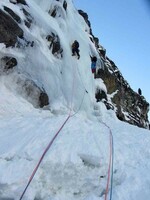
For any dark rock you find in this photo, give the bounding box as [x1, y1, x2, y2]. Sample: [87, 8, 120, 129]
[104, 101, 114, 110]
[10, 0, 27, 5]
[78, 9, 102, 51]
[22, 8, 30, 17]
[78, 10, 91, 33]
[95, 89, 107, 102]
[30, 41, 34, 47]
[16, 0, 27, 5]
[9, 0, 17, 4]
[50, 8, 57, 17]
[63, 1, 67, 10]
[138, 88, 142, 95]
[3, 6, 21, 23]
[46, 33, 63, 58]
[99, 48, 106, 58]
[15, 38, 34, 48]
[24, 19, 32, 28]
[1, 56, 17, 70]
[117, 113, 124, 121]
[49, 4, 65, 19]
[39, 92, 49, 108]
[96, 58, 149, 129]
[22, 8, 33, 28]
[0, 9, 23, 47]
[16, 76, 49, 108]
[51, 40, 62, 55]
[46, 35, 53, 42]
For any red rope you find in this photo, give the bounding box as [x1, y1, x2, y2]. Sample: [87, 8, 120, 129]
[104, 130, 112, 200]
[19, 114, 71, 200]
[19, 61, 77, 199]
[98, 120, 113, 200]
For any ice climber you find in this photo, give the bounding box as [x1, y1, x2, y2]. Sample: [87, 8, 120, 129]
[91, 56, 97, 78]
[71, 40, 80, 59]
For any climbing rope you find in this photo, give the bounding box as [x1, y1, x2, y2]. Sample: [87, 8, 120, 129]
[65, 63, 88, 117]
[75, 62, 114, 200]
[19, 60, 77, 200]
[19, 57, 114, 200]
[19, 115, 71, 200]
[110, 131, 114, 200]
[98, 119, 114, 200]
[76, 62, 114, 200]
[72, 59, 114, 199]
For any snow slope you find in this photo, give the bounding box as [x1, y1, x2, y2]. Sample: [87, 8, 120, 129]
[0, 0, 150, 200]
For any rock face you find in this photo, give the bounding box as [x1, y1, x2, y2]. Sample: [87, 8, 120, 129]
[16, 76, 49, 108]
[4, 6, 21, 23]
[46, 33, 63, 58]
[0, 56, 49, 108]
[97, 59, 149, 128]
[22, 8, 33, 28]
[79, 10, 149, 129]
[49, 0, 67, 18]
[0, 5, 49, 109]
[10, 0, 27, 5]
[1, 56, 17, 70]
[0, 9, 23, 47]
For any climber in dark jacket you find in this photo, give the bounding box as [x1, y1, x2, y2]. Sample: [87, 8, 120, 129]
[72, 40, 80, 59]
[138, 88, 142, 96]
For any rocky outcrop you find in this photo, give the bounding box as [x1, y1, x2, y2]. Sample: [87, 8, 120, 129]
[39, 92, 49, 108]
[1, 56, 17, 71]
[97, 59, 149, 128]
[0, 56, 49, 108]
[22, 8, 33, 28]
[63, 1, 67, 10]
[48, 0, 67, 19]
[10, 0, 27, 6]
[78, 10, 91, 33]
[0, 2, 50, 109]
[4, 6, 21, 23]
[0, 9, 23, 47]
[16, 77, 49, 108]
[79, 9, 149, 129]
[46, 33, 63, 58]
[95, 58, 149, 128]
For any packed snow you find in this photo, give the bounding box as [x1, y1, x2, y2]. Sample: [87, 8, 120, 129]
[0, 0, 150, 200]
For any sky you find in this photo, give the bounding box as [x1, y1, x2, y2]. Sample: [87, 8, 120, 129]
[74, 0, 150, 119]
